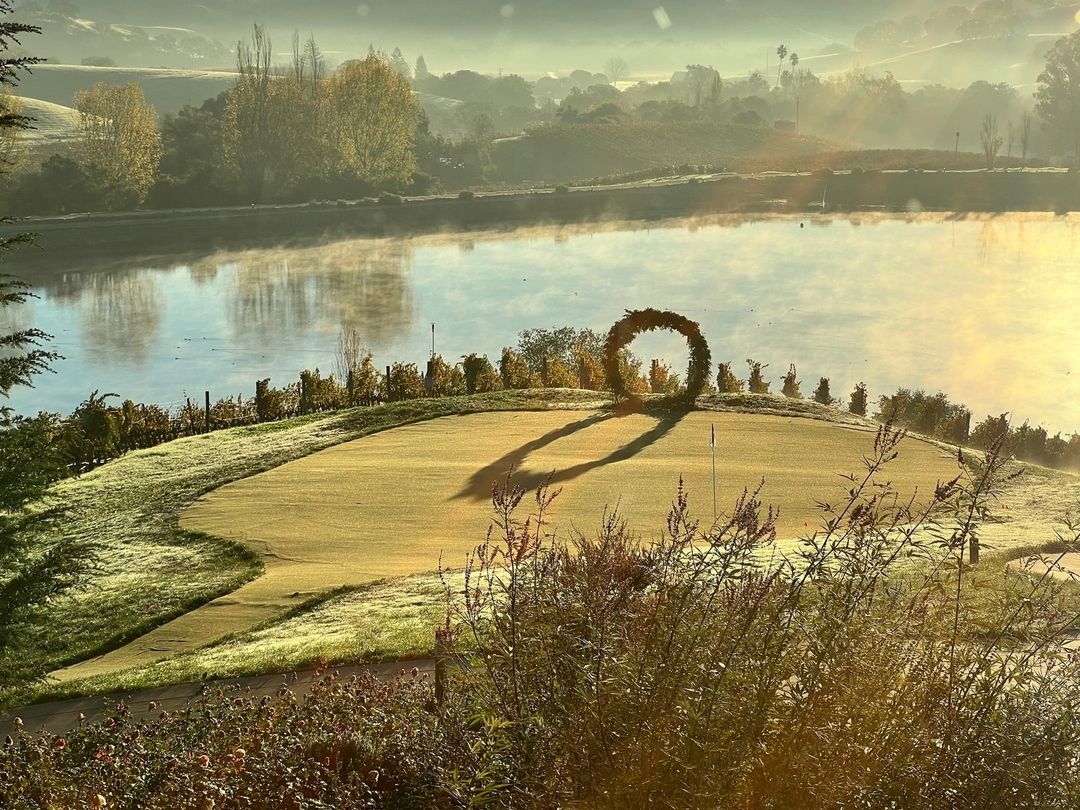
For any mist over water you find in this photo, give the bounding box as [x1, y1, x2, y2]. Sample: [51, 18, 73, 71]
[5, 214, 1079, 434]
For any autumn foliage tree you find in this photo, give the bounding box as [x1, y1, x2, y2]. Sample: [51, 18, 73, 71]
[224, 29, 421, 201]
[716, 362, 744, 393]
[326, 55, 421, 187]
[746, 359, 770, 394]
[74, 81, 163, 206]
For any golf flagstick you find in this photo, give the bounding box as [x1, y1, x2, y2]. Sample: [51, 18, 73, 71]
[710, 423, 717, 521]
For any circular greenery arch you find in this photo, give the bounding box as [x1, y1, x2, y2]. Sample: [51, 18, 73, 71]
[603, 308, 712, 403]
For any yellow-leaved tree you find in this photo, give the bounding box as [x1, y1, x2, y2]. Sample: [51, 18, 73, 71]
[326, 55, 421, 186]
[74, 81, 162, 206]
[0, 86, 25, 171]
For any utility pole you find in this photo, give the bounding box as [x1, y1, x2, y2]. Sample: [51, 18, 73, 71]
[954, 131, 961, 170]
[431, 323, 436, 358]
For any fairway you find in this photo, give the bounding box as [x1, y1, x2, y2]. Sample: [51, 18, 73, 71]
[55, 409, 958, 682]
[182, 409, 958, 567]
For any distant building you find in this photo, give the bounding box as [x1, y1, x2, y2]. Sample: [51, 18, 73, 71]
[774, 119, 797, 132]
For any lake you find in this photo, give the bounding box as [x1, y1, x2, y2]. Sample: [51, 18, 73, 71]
[4, 213, 1079, 435]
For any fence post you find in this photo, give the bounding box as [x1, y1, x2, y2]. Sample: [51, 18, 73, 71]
[386, 365, 393, 403]
[204, 391, 211, 433]
[434, 626, 448, 708]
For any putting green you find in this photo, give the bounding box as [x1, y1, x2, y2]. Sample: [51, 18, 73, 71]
[56, 410, 958, 681]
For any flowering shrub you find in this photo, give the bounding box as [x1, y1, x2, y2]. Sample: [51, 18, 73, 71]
[2, 670, 461, 809]
[445, 429, 1080, 808]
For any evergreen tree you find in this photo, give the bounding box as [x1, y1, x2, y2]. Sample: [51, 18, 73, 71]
[781, 363, 802, 398]
[813, 377, 833, 405]
[849, 382, 869, 416]
[0, 0, 86, 690]
[415, 54, 430, 80]
[389, 46, 411, 78]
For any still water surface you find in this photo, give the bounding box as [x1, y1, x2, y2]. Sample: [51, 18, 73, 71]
[5, 214, 1079, 434]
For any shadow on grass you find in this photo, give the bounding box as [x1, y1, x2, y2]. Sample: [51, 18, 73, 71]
[455, 397, 691, 501]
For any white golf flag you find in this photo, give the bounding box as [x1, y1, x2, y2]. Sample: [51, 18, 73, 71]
[710, 423, 716, 449]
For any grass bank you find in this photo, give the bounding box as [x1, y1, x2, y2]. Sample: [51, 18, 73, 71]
[5, 171, 1078, 275]
[11, 391, 600, 702]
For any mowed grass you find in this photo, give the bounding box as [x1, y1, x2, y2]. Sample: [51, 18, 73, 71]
[56, 407, 956, 685]
[14, 391, 602, 701]
[17, 391, 1080, 704]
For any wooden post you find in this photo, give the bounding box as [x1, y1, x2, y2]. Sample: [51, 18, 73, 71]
[386, 365, 393, 403]
[434, 627, 448, 707]
[204, 391, 211, 433]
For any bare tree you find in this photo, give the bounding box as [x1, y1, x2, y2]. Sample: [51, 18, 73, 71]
[1005, 120, 1014, 170]
[1020, 111, 1031, 171]
[336, 322, 366, 382]
[605, 56, 628, 86]
[980, 113, 1003, 170]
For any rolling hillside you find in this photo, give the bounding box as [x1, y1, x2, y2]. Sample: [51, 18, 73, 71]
[493, 122, 835, 183]
[14, 97, 82, 143]
[19, 64, 237, 114]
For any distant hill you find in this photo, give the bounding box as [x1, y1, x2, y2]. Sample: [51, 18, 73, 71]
[19, 64, 237, 114]
[14, 97, 82, 142]
[492, 122, 835, 183]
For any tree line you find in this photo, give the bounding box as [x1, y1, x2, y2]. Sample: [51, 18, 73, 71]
[6, 27, 1080, 215]
[5, 26, 424, 213]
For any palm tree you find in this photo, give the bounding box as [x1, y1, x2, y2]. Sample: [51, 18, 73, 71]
[776, 44, 787, 88]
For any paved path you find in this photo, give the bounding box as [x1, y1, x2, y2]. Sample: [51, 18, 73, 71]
[1007, 552, 1080, 582]
[5, 659, 434, 737]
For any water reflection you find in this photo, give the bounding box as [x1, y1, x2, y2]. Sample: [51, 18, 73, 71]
[78, 272, 163, 365]
[5, 214, 1080, 435]
[223, 239, 416, 354]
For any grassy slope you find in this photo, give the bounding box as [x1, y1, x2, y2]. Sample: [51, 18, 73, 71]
[17, 390, 1080, 705]
[492, 122, 834, 183]
[19, 64, 237, 115]
[15, 392, 601, 700]
[14, 97, 81, 142]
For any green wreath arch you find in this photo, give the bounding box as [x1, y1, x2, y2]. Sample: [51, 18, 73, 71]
[602, 308, 712, 403]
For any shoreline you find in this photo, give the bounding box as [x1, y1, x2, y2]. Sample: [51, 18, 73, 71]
[5, 169, 1078, 271]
